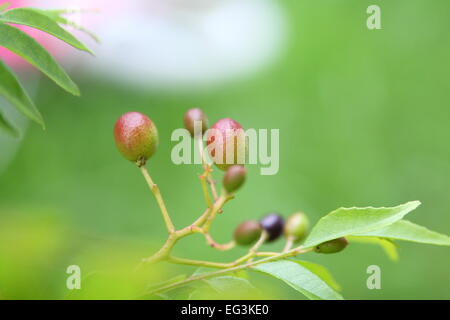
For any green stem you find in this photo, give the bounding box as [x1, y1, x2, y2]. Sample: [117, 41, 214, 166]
[204, 233, 235, 251]
[283, 236, 295, 252]
[199, 174, 212, 208]
[147, 246, 312, 296]
[143, 235, 177, 264]
[255, 251, 279, 257]
[196, 136, 219, 201]
[143, 193, 232, 263]
[167, 256, 232, 269]
[202, 193, 228, 232]
[140, 165, 175, 234]
[233, 231, 268, 264]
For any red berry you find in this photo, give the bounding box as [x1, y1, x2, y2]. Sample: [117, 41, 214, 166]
[223, 165, 246, 193]
[184, 108, 209, 137]
[233, 220, 262, 246]
[206, 118, 247, 171]
[114, 112, 159, 163]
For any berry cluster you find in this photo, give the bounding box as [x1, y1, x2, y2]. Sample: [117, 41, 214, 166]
[113, 109, 348, 269]
[234, 213, 347, 254]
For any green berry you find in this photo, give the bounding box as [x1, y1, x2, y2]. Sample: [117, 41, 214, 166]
[114, 112, 159, 163]
[314, 237, 348, 254]
[223, 165, 246, 193]
[206, 118, 247, 171]
[233, 220, 262, 246]
[284, 212, 309, 243]
[184, 108, 209, 137]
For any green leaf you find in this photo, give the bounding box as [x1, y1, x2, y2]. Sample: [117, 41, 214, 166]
[253, 260, 343, 300]
[0, 59, 44, 127]
[355, 220, 450, 246]
[187, 276, 257, 300]
[147, 274, 187, 291]
[0, 8, 93, 54]
[205, 276, 255, 294]
[0, 3, 10, 12]
[192, 267, 248, 279]
[38, 9, 100, 44]
[303, 201, 421, 248]
[155, 276, 255, 300]
[0, 108, 18, 136]
[0, 23, 80, 95]
[347, 236, 399, 261]
[157, 285, 196, 300]
[293, 260, 342, 292]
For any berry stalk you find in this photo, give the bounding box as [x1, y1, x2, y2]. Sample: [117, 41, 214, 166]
[145, 245, 314, 296]
[139, 165, 175, 234]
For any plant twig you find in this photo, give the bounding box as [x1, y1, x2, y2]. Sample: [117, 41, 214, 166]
[199, 174, 212, 208]
[143, 193, 235, 263]
[139, 165, 175, 234]
[167, 256, 232, 269]
[283, 236, 295, 252]
[202, 192, 230, 233]
[232, 231, 268, 265]
[203, 233, 235, 251]
[196, 136, 219, 202]
[146, 246, 312, 296]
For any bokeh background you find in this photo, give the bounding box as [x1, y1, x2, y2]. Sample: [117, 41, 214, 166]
[0, 0, 449, 299]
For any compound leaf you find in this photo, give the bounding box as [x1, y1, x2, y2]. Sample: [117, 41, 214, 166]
[0, 108, 18, 136]
[0, 23, 79, 96]
[303, 201, 421, 248]
[0, 59, 44, 127]
[253, 260, 343, 300]
[37, 9, 100, 44]
[354, 220, 450, 246]
[347, 236, 399, 261]
[293, 260, 342, 291]
[205, 276, 255, 294]
[0, 8, 93, 54]
[0, 2, 10, 12]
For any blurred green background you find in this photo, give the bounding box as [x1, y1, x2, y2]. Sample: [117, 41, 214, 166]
[1, 0, 449, 299]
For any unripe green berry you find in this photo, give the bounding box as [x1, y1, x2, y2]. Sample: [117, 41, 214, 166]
[314, 237, 348, 254]
[223, 165, 246, 194]
[260, 213, 285, 242]
[233, 220, 262, 246]
[206, 118, 247, 171]
[284, 212, 309, 243]
[184, 108, 209, 137]
[114, 112, 159, 163]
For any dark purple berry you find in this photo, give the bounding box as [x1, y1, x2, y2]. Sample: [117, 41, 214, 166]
[260, 213, 285, 242]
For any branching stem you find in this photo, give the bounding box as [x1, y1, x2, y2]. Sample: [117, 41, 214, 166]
[146, 246, 313, 296]
[139, 165, 175, 234]
[138, 137, 310, 297]
[283, 236, 295, 252]
[196, 136, 219, 201]
[143, 193, 232, 263]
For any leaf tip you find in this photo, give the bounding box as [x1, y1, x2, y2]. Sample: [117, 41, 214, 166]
[407, 200, 422, 210]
